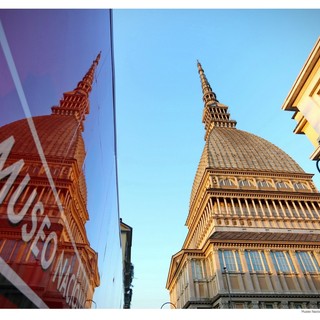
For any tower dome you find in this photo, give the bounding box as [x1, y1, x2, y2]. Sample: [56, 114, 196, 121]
[0, 115, 84, 160]
[190, 126, 304, 206]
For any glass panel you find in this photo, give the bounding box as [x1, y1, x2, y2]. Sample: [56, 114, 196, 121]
[285, 252, 296, 272]
[250, 251, 264, 271]
[235, 251, 242, 272]
[191, 260, 204, 279]
[271, 251, 295, 273]
[224, 250, 237, 271]
[275, 252, 291, 272]
[270, 251, 279, 272]
[245, 251, 269, 272]
[261, 252, 270, 272]
[296, 251, 320, 272]
[310, 252, 320, 272]
[0, 9, 122, 308]
[294, 183, 306, 190]
[219, 250, 241, 272]
[245, 251, 252, 272]
[220, 179, 234, 186]
[258, 180, 270, 188]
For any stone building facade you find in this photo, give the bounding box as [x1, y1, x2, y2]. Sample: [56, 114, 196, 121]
[166, 62, 320, 309]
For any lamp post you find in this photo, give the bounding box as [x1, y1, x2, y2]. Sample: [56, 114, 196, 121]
[85, 299, 97, 309]
[160, 302, 176, 309]
[223, 266, 233, 309]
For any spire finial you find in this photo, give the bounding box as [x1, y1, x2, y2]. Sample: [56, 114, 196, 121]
[75, 51, 101, 96]
[197, 60, 217, 105]
[196, 61, 237, 140]
[51, 52, 102, 131]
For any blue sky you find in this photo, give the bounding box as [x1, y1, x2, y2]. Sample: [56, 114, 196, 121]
[112, 9, 320, 308]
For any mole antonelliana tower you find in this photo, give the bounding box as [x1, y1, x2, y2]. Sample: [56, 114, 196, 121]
[166, 62, 320, 309]
[0, 54, 101, 308]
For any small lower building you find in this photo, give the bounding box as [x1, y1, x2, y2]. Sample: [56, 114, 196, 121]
[120, 219, 133, 308]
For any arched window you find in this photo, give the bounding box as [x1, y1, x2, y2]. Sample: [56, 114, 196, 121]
[220, 179, 234, 187]
[239, 180, 252, 187]
[293, 182, 307, 190]
[276, 181, 289, 189]
[257, 180, 271, 188]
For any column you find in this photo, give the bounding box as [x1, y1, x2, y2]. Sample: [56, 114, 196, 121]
[313, 250, 320, 267]
[230, 198, 237, 217]
[258, 199, 266, 218]
[186, 258, 196, 301]
[237, 198, 244, 217]
[211, 249, 225, 293]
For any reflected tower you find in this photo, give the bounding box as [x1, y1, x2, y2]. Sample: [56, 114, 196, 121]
[166, 62, 320, 309]
[0, 54, 101, 308]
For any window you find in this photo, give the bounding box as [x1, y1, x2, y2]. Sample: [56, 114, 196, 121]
[294, 182, 307, 190]
[220, 179, 234, 187]
[218, 250, 242, 272]
[239, 180, 252, 187]
[296, 251, 320, 273]
[257, 180, 271, 188]
[270, 251, 295, 273]
[276, 181, 289, 189]
[245, 250, 269, 272]
[191, 259, 204, 279]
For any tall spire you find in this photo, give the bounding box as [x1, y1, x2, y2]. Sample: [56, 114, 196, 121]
[197, 61, 237, 140]
[197, 60, 218, 105]
[51, 52, 101, 131]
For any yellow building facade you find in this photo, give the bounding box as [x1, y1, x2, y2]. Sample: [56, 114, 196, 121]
[166, 62, 320, 309]
[282, 37, 320, 160]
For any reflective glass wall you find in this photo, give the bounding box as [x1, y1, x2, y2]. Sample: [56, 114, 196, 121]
[0, 9, 123, 308]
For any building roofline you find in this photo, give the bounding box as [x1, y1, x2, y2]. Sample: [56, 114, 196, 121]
[282, 37, 320, 111]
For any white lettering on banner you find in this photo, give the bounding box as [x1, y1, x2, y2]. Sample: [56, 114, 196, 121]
[7, 173, 38, 224]
[0, 136, 58, 271]
[52, 251, 86, 308]
[0, 135, 82, 306]
[0, 136, 24, 204]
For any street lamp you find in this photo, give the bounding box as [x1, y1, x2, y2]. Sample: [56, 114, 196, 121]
[85, 299, 97, 309]
[160, 302, 176, 309]
[223, 266, 233, 309]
